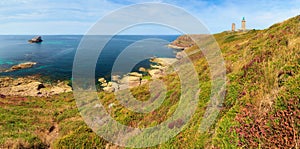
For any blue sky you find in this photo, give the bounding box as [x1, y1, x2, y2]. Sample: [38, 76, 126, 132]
[0, 0, 299, 35]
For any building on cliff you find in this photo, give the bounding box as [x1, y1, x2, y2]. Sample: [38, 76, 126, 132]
[232, 23, 236, 31]
[231, 17, 250, 32]
[241, 17, 246, 31]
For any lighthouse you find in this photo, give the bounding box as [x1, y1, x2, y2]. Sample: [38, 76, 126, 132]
[232, 23, 236, 31]
[241, 17, 246, 31]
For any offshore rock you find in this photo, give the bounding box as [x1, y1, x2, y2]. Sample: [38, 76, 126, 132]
[5, 62, 37, 72]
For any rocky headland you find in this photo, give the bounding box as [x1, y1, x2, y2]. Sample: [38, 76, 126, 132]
[168, 35, 195, 50]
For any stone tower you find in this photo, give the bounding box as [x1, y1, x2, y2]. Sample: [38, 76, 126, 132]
[241, 17, 246, 31]
[232, 23, 236, 31]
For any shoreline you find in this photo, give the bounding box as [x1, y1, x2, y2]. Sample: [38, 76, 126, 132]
[0, 56, 180, 96]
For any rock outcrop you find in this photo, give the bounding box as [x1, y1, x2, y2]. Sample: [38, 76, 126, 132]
[150, 57, 177, 66]
[148, 69, 164, 79]
[103, 86, 115, 93]
[0, 77, 72, 97]
[28, 36, 43, 43]
[148, 58, 178, 79]
[98, 72, 147, 93]
[138, 67, 146, 72]
[168, 35, 194, 50]
[128, 72, 143, 77]
[5, 62, 37, 72]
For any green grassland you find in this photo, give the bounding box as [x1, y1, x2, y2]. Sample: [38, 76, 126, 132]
[0, 15, 299, 148]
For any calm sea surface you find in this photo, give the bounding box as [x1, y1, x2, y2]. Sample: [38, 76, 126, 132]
[0, 35, 179, 81]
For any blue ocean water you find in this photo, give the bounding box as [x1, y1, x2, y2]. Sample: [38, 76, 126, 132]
[0, 35, 179, 81]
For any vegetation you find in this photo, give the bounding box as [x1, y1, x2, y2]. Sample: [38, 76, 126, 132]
[0, 15, 299, 148]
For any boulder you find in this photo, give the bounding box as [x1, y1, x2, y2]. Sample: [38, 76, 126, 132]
[107, 82, 113, 87]
[98, 78, 106, 84]
[103, 87, 115, 93]
[48, 82, 72, 95]
[120, 76, 140, 83]
[150, 64, 164, 69]
[101, 83, 108, 87]
[128, 72, 143, 77]
[10, 81, 44, 96]
[138, 67, 146, 72]
[150, 58, 177, 66]
[119, 76, 141, 88]
[111, 75, 121, 82]
[148, 69, 164, 78]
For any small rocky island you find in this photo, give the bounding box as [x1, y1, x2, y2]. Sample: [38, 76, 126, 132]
[28, 36, 43, 43]
[5, 62, 37, 72]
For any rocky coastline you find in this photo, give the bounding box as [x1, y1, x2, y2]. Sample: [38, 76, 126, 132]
[0, 37, 190, 96]
[98, 57, 179, 93]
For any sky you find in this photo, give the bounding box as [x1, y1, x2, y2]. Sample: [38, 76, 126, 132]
[0, 0, 299, 35]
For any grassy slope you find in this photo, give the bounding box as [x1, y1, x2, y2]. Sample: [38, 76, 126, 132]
[0, 15, 299, 148]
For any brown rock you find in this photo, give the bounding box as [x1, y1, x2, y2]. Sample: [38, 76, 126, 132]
[138, 67, 146, 72]
[111, 75, 121, 82]
[103, 87, 115, 93]
[98, 78, 106, 83]
[148, 69, 164, 78]
[5, 62, 37, 72]
[0, 77, 72, 97]
[128, 72, 143, 77]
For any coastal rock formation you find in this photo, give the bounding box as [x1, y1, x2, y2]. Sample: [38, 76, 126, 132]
[148, 69, 164, 79]
[150, 57, 177, 66]
[98, 78, 106, 84]
[101, 82, 108, 87]
[149, 57, 178, 79]
[48, 82, 72, 95]
[9, 82, 45, 96]
[103, 86, 115, 93]
[99, 72, 147, 93]
[120, 76, 141, 87]
[0, 77, 72, 97]
[5, 62, 37, 72]
[168, 35, 194, 49]
[28, 36, 43, 43]
[167, 44, 185, 50]
[111, 75, 121, 82]
[138, 67, 146, 72]
[150, 64, 163, 69]
[128, 72, 143, 77]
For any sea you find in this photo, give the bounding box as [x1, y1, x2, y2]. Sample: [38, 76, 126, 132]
[0, 35, 179, 81]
